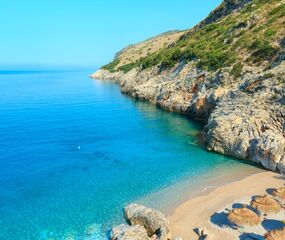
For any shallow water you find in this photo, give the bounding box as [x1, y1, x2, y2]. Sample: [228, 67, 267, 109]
[0, 69, 258, 239]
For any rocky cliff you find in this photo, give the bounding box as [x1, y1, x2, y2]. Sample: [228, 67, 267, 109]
[92, 0, 285, 173]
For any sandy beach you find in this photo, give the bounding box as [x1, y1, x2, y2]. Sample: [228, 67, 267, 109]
[168, 171, 285, 239]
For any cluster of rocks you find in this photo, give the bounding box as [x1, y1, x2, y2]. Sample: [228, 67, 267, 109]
[110, 204, 171, 240]
[109, 203, 214, 240]
[91, 60, 285, 174]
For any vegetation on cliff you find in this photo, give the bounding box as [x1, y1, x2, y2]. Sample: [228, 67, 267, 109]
[102, 0, 284, 73]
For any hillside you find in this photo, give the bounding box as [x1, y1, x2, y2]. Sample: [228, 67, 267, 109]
[111, 30, 186, 70]
[92, 0, 285, 173]
[102, 0, 284, 73]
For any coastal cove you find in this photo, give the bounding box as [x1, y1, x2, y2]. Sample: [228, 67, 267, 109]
[0, 70, 263, 239]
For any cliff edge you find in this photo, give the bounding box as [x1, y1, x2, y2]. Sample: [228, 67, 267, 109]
[92, 0, 285, 173]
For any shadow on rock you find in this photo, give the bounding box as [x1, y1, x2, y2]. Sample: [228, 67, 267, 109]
[266, 188, 276, 196]
[262, 219, 285, 231]
[232, 203, 244, 209]
[239, 232, 263, 240]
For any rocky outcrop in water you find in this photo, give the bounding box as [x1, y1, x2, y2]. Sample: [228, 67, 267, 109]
[124, 204, 170, 240]
[110, 224, 150, 240]
[110, 204, 171, 240]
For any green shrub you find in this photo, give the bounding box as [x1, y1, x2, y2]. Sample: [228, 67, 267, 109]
[140, 53, 161, 70]
[264, 29, 277, 39]
[181, 48, 196, 62]
[269, 3, 285, 17]
[197, 50, 233, 71]
[118, 62, 138, 73]
[267, 4, 285, 24]
[262, 73, 274, 79]
[204, 23, 219, 32]
[271, 94, 279, 100]
[160, 49, 182, 69]
[230, 63, 243, 79]
[249, 40, 279, 63]
[102, 59, 120, 72]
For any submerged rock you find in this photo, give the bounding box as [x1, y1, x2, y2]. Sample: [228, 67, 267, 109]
[124, 204, 170, 240]
[110, 224, 150, 240]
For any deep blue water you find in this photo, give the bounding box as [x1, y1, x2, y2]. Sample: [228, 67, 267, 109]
[0, 70, 256, 240]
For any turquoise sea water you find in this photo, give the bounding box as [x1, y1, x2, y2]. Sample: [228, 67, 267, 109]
[0, 69, 258, 239]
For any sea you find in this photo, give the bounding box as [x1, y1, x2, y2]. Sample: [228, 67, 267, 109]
[0, 69, 260, 239]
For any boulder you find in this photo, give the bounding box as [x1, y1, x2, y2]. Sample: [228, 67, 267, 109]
[124, 204, 170, 240]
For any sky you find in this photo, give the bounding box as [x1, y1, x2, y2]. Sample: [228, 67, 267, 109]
[0, 0, 222, 68]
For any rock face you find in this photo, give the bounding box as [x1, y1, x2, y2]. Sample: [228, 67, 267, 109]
[205, 82, 285, 173]
[110, 224, 150, 240]
[195, 0, 253, 30]
[124, 204, 170, 240]
[92, 61, 285, 174]
[91, 0, 285, 174]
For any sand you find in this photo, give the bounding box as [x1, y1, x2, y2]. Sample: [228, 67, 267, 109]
[168, 171, 285, 239]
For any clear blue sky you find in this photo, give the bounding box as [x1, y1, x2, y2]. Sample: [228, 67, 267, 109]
[0, 0, 222, 68]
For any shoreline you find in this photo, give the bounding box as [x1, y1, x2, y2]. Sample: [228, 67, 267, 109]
[90, 75, 285, 238]
[138, 161, 264, 216]
[91, 58, 285, 175]
[168, 171, 285, 239]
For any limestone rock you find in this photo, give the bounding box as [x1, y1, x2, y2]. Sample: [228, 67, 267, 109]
[124, 204, 170, 240]
[92, 62, 285, 174]
[196, 0, 252, 29]
[110, 224, 150, 240]
[91, 36, 285, 175]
